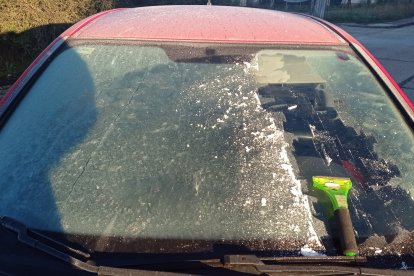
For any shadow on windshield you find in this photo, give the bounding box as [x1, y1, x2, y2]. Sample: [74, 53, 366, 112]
[0, 40, 97, 234]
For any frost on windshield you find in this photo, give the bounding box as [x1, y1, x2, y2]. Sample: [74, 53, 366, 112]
[1, 45, 414, 256]
[46, 59, 321, 251]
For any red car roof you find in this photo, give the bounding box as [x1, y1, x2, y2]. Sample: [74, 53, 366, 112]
[67, 5, 346, 45]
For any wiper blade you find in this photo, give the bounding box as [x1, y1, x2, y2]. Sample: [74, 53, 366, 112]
[223, 254, 368, 266]
[222, 255, 413, 275]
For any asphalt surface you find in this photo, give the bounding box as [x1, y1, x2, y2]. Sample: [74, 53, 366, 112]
[340, 21, 414, 103]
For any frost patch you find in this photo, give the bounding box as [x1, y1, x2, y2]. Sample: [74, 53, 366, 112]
[400, 261, 411, 270]
[325, 155, 332, 166]
[300, 244, 326, 257]
[374, 248, 382, 254]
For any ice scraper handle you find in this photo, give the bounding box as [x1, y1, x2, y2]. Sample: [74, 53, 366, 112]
[334, 208, 358, 256]
[312, 176, 358, 256]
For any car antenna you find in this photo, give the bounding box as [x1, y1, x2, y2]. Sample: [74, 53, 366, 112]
[207, 0, 212, 5]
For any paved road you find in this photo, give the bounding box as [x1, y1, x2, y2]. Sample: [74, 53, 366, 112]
[341, 24, 414, 103]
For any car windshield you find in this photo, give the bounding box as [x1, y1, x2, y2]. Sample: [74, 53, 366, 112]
[0, 41, 413, 256]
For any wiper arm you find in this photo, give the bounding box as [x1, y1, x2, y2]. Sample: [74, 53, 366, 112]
[1, 216, 98, 273]
[1, 216, 91, 258]
[0, 216, 183, 275]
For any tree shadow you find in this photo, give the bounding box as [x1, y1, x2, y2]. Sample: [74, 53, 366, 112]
[0, 23, 71, 85]
[0, 40, 97, 233]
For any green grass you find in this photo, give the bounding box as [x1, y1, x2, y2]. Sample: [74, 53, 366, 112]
[326, 2, 414, 24]
[273, 1, 414, 23]
[0, 0, 114, 85]
[0, 0, 113, 34]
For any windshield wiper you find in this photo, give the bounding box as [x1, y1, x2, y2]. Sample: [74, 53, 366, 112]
[0, 216, 182, 275]
[0, 216, 99, 272]
[222, 255, 413, 275]
[2, 216, 412, 275]
[113, 254, 411, 275]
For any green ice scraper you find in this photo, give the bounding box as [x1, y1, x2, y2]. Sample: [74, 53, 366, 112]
[312, 176, 358, 256]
